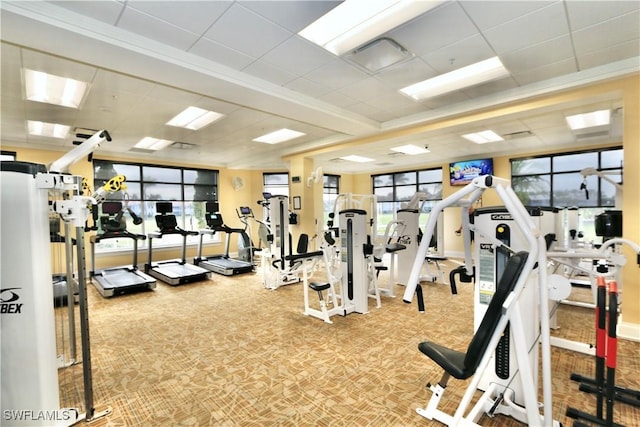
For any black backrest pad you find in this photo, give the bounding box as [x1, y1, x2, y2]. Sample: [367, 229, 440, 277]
[463, 251, 529, 372]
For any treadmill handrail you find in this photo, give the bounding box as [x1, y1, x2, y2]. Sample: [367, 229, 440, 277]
[91, 230, 146, 243]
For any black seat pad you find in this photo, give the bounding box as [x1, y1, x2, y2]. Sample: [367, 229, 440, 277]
[419, 341, 468, 379]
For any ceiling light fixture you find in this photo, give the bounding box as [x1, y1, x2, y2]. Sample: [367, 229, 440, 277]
[400, 57, 509, 100]
[390, 144, 430, 155]
[565, 110, 610, 130]
[27, 120, 70, 139]
[461, 130, 504, 144]
[134, 137, 174, 151]
[166, 106, 224, 130]
[253, 128, 306, 144]
[24, 69, 88, 108]
[299, 0, 444, 56]
[340, 155, 375, 163]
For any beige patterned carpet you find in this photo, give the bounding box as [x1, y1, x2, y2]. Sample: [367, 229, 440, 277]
[56, 259, 640, 426]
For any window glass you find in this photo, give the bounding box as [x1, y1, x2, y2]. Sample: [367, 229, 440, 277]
[418, 183, 443, 200]
[418, 169, 441, 183]
[143, 166, 181, 182]
[144, 183, 182, 201]
[553, 152, 598, 172]
[264, 173, 288, 185]
[396, 185, 416, 201]
[512, 175, 551, 206]
[373, 174, 393, 186]
[601, 149, 624, 169]
[511, 157, 550, 175]
[184, 169, 217, 185]
[394, 171, 416, 185]
[374, 186, 393, 202]
[553, 172, 597, 207]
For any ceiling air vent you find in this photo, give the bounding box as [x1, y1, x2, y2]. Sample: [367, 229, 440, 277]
[375, 162, 394, 167]
[502, 130, 533, 140]
[575, 130, 610, 140]
[345, 37, 414, 74]
[388, 152, 406, 157]
[330, 158, 346, 163]
[170, 141, 196, 150]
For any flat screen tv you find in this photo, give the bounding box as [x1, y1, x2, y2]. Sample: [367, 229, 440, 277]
[449, 158, 494, 186]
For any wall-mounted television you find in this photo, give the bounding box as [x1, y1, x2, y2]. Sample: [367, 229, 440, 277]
[449, 158, 494, 186]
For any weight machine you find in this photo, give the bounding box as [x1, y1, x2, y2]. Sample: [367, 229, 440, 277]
[403, 175, 558, 427]
[304, 209, 382, 323]
[1, 130, 113, 425]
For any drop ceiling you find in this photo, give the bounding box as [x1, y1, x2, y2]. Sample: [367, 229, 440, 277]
[1, 1, 638, 174]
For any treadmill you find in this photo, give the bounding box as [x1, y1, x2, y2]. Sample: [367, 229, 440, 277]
[145, 202, 210, 285]
[90, 201, 156, 297]
[194, 202, 254, 276]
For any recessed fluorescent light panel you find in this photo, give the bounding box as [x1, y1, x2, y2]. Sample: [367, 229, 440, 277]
[24, 69, 88, 108]
[400, 57, 509, 100]
[253, 128, 306, 144]
[340, 155, 375, 163]
[462, 130, 504, 144]
[565, 110, 610, 130]
[390, 144, 430, 155]
[27, 120, 70, 138]
[134, 137, 174, 151]
[166, 106, 224, 130]
[299, 0, 443, 56]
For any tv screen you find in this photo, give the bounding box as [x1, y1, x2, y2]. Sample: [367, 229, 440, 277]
[449, 158, 493, 186]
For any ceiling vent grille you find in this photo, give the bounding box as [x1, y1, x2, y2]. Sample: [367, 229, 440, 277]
[129, 147, 155, 154]
[502, 130, 533, 140]
[170, 141, 196, 150]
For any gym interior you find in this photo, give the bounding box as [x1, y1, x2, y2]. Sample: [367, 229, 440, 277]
[1, 2, 639, 426]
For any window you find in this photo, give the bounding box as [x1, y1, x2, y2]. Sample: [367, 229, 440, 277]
[323, 174, 340, 226]
[1, 151, 16, 161]
[263, 173, 289, 196]
[93, 160, 218, 252]
[372, 168, 443, 235]
[511, 147, 622, 242]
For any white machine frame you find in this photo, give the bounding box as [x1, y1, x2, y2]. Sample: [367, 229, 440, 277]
[403, 175, 557, 427]
[2, 130, 113, 425]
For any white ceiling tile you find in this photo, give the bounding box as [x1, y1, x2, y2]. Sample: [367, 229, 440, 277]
[572, 11, 640, 56]
[318, 91, 359, 109]
[511, 58, 577, 86]
[501, 35, 575, 74]
[242, 60, 297, 86]
[460, 78, 519, 99]
[303, 60, 368, 90]
[238, 0, 340, 33]
[126, 1, 232, 35]
[92, 69, 156, 97]
[117, 7, 201, 51]
[390, 1, 478, 57]
[375, 58, 438, 89]
[285, 77, 332, 98]
[483, 2, 569, 54]
[577, 39, 640, 70]
[420, 34, 496, 74]
[460, 1, 556, 31]
[203, 3, 292, 58]
[260, 36, 336, 76]
[566, 0, 640, 30]
[189, 38, 255, 70]
[50, 0, 125, 25]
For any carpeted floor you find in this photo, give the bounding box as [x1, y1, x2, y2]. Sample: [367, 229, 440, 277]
[56, 259, 640, 426]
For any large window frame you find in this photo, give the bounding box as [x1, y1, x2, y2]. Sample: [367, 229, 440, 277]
[511, 146, 623, 242]
[93, 159, 218, 252]
[372, 168, 443, 235]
